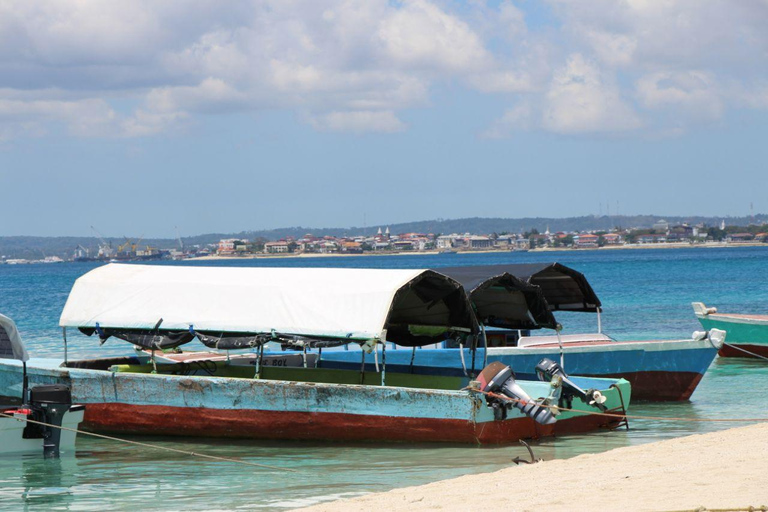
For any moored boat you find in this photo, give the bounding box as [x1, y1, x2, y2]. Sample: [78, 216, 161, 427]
[0, 264, 630, 445]
[321, 263, 722, 401]
[0, 313, 84, 457]
[693, 302, 768, 359]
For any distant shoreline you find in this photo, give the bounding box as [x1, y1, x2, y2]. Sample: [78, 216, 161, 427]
[192, 241, 767, 261]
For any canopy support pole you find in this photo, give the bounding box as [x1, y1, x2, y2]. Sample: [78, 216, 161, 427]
[470, 335, 477, 378]
[302, 344, 308, 369]
[62, 327, 68, 366]
[597, 307, 602, 334]
[381, 342, 386, 387]
[150, 349, 157, 374]
[481, 324, 488, 368]
[373, 344, 379, 373]
[556, 323, 564, 369]
[317, 347, 322, 368]
[459, 339, 468, 378]
[22, 361, 28, 404]
[409, 346, 416, 374]
[359, 349, 365, 384]
[254, 344, 263, 379]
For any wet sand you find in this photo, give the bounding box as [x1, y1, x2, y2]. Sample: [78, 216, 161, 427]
[294, 422, 768, 512]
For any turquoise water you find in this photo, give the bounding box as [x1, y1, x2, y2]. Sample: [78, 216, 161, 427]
[1, 247, 767, 510]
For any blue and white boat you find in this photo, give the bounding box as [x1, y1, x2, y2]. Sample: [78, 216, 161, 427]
[319, 264, 723, 401]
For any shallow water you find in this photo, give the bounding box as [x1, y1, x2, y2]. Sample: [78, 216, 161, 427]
[0, 247, 766, 510]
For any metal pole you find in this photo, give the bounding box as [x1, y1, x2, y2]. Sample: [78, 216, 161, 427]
[556, 323, 564, 369]
[381, 342, 386, 386]
[360, 347, 365, 384]
[470, 334, 477, 378]
[597, 307, 602, 334]
[254, 343, 264, 379]
[62, 327, 68, 365]
[481, 324, 488, 368]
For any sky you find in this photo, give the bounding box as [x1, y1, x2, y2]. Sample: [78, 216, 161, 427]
[1, 0, 767, 237]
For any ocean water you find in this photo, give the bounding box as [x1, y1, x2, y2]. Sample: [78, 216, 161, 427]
[1, 247, 767, 510]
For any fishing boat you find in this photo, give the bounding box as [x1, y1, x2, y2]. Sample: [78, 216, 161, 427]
[0, 264, 629, 444]
[0, 313, 84, 457]
[693, 302, 768, 358]
[321, 263, 723, 401]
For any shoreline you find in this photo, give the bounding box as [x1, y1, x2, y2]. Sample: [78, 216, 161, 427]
[293, 422, 768, 512]
[192, 241, 768, 261]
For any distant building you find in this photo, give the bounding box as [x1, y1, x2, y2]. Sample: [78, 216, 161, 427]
[436, 235, 459, 249]
[653, 219, 670, 232]
[468, 236, 492, 250]
[264, 241, 290, 254]
[574, 234, 599, 248]
[726, 233, 754, 243]
[514, 237, 530, 251]
[341, 241, 362, 253]
[601, 233, 623, 245]
[637, 234, 667, 244]
[218, 239, 239, 255]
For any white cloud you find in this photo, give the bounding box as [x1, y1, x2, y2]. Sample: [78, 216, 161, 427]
[378, 0, 490, 73]
[0, 0, 767, 140]
[542, 54, 641, 134]
[636, 71, 723, 120]
[309, 110, 406, 133]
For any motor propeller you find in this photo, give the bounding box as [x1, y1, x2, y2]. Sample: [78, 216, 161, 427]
[477, 362, 557, 425]
[535, 358, 608, 411]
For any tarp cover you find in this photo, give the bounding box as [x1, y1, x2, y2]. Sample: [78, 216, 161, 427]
[0, 313, 29, 362]
[59, 264, 477, 347]
[438, 267, 557, 330]
[441, 263, 601, 312]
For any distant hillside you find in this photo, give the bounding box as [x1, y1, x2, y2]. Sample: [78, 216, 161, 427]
[2, 214, 766, 259]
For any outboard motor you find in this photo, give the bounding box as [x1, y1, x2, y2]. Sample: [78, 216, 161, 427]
[23, 384, 73, 458]
[535, 358, 607, 411]
[477, 362, 556, 425]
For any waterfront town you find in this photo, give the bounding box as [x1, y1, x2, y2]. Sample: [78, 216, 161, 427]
[3, 219, 768, 264]
[215, 219, 768, 257]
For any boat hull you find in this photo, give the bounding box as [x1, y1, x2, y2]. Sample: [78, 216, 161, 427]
[81, 402, 620, 444]
[0, 359, 630, 445]
[319, 338, 717, 402]
[696, 315, 768, 359]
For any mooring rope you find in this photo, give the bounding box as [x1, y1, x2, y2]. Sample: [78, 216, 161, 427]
[722, 342, 768, 363]
[0, 411, 296, 472]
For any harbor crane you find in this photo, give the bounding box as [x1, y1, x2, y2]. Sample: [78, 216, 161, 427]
[175, 226, 184, 251]
[90, 226, 113, 258]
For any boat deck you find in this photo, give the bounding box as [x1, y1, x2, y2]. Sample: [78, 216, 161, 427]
[110, 362, 470, 391]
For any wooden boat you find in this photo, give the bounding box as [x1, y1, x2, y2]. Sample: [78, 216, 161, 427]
[0, 264, 630, 444]
[0, 313, 83, 457]
[693, 302, 768, 358]
[321, 263, 723, 401]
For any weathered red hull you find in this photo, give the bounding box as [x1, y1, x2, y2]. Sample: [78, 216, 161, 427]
[718, 343, 768, 359]
[82, 403, 624, 444]
[585, 371, 703, 402]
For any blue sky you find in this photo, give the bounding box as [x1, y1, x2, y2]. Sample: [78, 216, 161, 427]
[1, 1, 767, 237]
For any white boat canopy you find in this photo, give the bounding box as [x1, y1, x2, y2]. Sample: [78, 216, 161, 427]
[59, 264, 478, 347]
[0, 313, 29, 362]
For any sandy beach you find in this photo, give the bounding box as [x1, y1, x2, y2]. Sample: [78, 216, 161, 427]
[294, 422, 768, 512]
